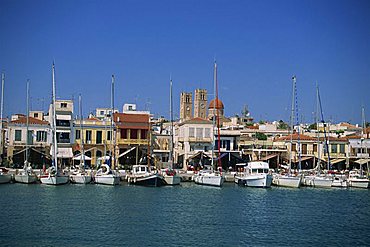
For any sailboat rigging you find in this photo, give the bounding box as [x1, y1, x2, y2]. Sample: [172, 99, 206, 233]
[14, 79, 38, 183]
[193, 60, 224, 187]
[93, 75, 120, 185]
[162, 76, 181, 185]
[40, 62, 69, 185]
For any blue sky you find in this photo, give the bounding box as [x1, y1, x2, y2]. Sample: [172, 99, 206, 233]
[0, 0, 369, 124]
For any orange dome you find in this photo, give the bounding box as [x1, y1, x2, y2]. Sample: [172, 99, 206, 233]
[208, 98, 224, 109]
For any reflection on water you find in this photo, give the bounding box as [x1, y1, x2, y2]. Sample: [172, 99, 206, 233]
[0, 183, 369, 246]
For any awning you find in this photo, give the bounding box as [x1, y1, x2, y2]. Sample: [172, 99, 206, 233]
[73, 154, 92, 161]
[56, 114, 71, 121]
[355, 159, 369, 165]
[292, 156, 313, 162]
[259, 154, 278, 161]
[98, 156, 111, 161]
[57, 148, 73, 158]
[330, 158, 345, 164]
[117, 146, 136, 158]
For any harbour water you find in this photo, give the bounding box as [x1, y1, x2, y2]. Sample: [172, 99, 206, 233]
[0, 183, 369, 246]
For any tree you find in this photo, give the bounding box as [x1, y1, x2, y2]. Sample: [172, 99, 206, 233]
[255, 132, 267, 140]
[277, 120, 289, 130]
[308, 123, 317, 130]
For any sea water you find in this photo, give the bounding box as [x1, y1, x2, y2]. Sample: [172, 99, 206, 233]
[0, 183, 369, 246]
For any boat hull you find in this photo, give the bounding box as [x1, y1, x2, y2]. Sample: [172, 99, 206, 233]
[94, 175, 120, 185]
[272, 174, 302, 188]
[14, 174, 38, 184]
[235, 174, 272, 188]
[163, 174, 181, 185]
[304, 175, 333, 188]
[193, 174, 224, 187]
[40, 175, 69, 185]
[70, 174, 92, 184]
[348, 179, 369, 189]
[128, 174, 165, 187]
[0, 174, 12, 184]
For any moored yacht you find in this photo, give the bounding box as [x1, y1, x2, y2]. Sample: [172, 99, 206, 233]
[162, 169, 181, 185]
[14, 162, 38, 184]
[272, 173, 302, 188]
[127, 164, 165, 187]
[193, 169, 224, 187]
[94, 164, 120, 185]
[0, 167, 12, 184]
[348, 170, 369, 189]
[234, 161, 272, 188]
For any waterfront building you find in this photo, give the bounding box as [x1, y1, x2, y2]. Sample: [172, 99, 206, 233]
[176, 117, 213, 169]
[94, 107, 118, 120]
[7, 114, 50, 168]
[73, 116, 112, 168]
[113, 105, 151, 168]
[47, 100, 74, 167]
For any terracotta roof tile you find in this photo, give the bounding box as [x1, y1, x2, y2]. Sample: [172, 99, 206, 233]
[11, 116, 49, 125]
[275, 133, 316, 141]
[114, 113, 150, 124]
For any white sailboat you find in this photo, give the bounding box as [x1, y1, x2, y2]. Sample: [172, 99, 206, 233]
[0, 72, 11, 184]
[162, 76, 181, 185]
[193, 61, 224, 187]
[93, 75, 120, 185]
[273, 76, 302, 188]
[69, 95, 92, 184]
[303, 84, 333, 188]
[235, 161, 272, 188]
[348, 107, 369, 189]
[14, 80, 38, 184]
[40, 63, 69, 185]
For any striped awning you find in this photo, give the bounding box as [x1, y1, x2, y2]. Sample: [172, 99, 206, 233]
[330, 158, 346, 164]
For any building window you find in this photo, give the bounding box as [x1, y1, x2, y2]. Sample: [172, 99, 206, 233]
[331, 144, 338, 153]
[15, 130, 22, 141]
[340, 144, 345, 154]
[292, 143, 297, 152]
[61, 103, 67, 108]
[56, 119, 70, 127]
[313, 144, 317, 153]
[189, 127, 195, 137]
[57, 132, 70, 143]
[205, 128, 211, 138]
[33, 113, 39, 118]
[121, 129, 127, 139]
[107, 130, 111, 141]
[196, 128, 203, 138]
[86, 130, 92, 142]
[131, 129, 138, 139]
[36, 131, 47, 142]
[100, 111, 104, 116]
[96, 131, 102, 144]
[75, 130, 81, 139]
[140, 129, 147, 139]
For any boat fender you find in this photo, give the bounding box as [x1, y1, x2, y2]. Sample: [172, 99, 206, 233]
[133, 177, 137, 183]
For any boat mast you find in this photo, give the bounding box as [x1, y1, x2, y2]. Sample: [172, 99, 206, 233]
[111, 75, 115, 169]
[294, 76, 301, 171]
[79, 94, 85, 169]
[317, 85, 331, 170]
[316, 82, 321, 172]
[52, 63, 58, 171]
[361, 106, 366, 176]
[25, 79, 30, 168]
[289, 76, 295, 173]
[0, 72, 4, 163]
[215, 61, 222, 172]
[211, 61, 216, 170]
[169, 75, 174, 169]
